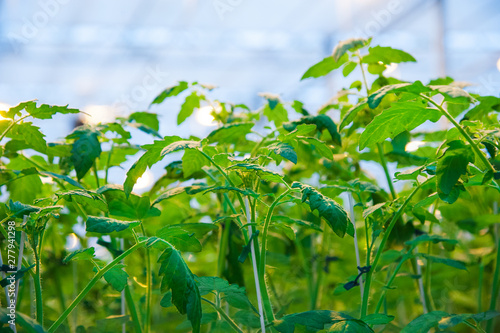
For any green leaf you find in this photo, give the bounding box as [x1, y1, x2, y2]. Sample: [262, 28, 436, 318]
[207, 122, 253, 144]
[69, 126, 102, 179]
[401, 311, 449, 333]
[361, 313, 394, 326]
[418, 253, 467, 270]
[152, 184, 211, 206]
[151, 81, 189, 105]
[273, 310, 357, 333]
[12, 122, 47, 153]
[63, 247, 96, 263]
[196, 276, 255, 310]
[339, 102, 367, 131]
[429, 85, 473, 102]
[104, 265, 129, 292]
[86, 216, 140, 234]
[368, 81, 430, 109]
[156, 226, 202, 252]
[178, 91, 202, 125]
[98, 185, 159, 219]
[158, 246, 202, 333]
[301, 54, 348, 80]
[0, 308, 47, 333]
[124, 136, 183, 196]
[332, 38, 370, 61]
[359, 103, 441, 149]
[6, 199, 41, 217]
[298, 136, 333, 160]
[182, 148, 207, 178]
[327, 320, 373, 332]
[283, 114, 342, 146]
[161, 140, 200, 156]
[263, 103, 289, 127]
[0, 264, 35, 288]
[39, 171, 83, 189]
[405, 234, 458, 247]
[292, 182, 353, 238]
[56, 189, 108, 212]
[266, 142, 298, 164]
[436, 141, 474, 196]
[362, 46, 416, 64]
[227, 163, 284, 183]
[128, 112, 159, 131]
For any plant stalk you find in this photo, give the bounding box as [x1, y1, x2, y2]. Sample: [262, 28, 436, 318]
[140, 224, 152, 333]
[124, 285, 143, 333]
[361, 183, 422, 317]
[486, 202, 499, 333]
[244, 198, 267, 332]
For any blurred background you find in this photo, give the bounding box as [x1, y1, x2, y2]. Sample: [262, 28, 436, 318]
[0, 0, 499, 187]
[1, 0, 499, 129]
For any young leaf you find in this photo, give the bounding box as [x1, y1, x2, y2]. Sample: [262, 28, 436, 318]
[56, 190, 108, 212]
[436, 141, 474, 196]
[283, 114, 342, 146]
[156, 227, 203, 252]
[63, 247, 96, 263]
[301, 54, 348, 80]
[151, 81, 189, 105]
[158, 246, 202, 333]
[68, 126, 102, 179]
[418, 253, 467, 271]
[86, 216, 140, 234]
[265, 142, 298, 164]
[178, 91, 202, 125]
[103, 265, 129, 292]
[362, 46, 416, 64]
[359, 103, 441, 150]
[273, 310, 358, 333]
[128, 112, 160, 131]
[292, 182, 353, 238]
[161, 140, 200, 156]
[207, 122, 253, 144]
[196, 276, 256, 310]
[227, 163, 284, 183]
[368, 81, 429, 109]
[124, 136, 183, 195]
[332, 38, 370, 61]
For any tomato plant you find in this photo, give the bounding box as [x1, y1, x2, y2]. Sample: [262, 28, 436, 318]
[0, 38, 499, 333]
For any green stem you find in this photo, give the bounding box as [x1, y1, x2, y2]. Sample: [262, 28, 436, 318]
[33, 246, 43, 326]
[93, 162, 100, 189]
[377, 143, 397, 200]
[48, 240, 147, 333]
[259, 189, 291, 276]
[0, 114, 31, 142]
[375, 252, 411, 313]
[217, 219, 231, 277]
[478, 260, 484, 313]
[124, 285, 143, 333]
[361, 183, 422, 317]
[202, 298, 244, 333]
[140, 224, 152, 333]
[486, 226, 500, 333]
